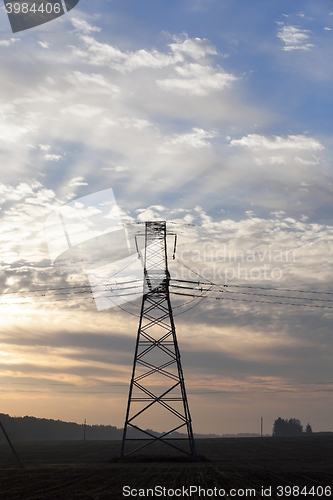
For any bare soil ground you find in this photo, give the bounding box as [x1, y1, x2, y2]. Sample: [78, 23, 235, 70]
[0, 436, 332, 499]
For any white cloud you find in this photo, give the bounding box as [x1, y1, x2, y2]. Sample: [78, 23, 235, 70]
[169, 36, 217, 59]
[68, 177, 88, 187]
[71, 18, 101, 34]
[277, 25, 314, 51]
[0, 182, 35, 203]
[102, 166, 129, 172]
[101, 117, 152, 130]
[0, 103, 35, 145]
[45, 154, 63, 162]
[0, 122, 33, 143]
[157, 63, 237, 96]
[65, 71, 120, 96]
[38, 41, 49, 49]
[0, 181, 60, 267]
[161, 127, 217, 151]
[137, 205, 167, 221]
[0, 30, 315, 215]
[115, 166, 129, 171]
[270, 211, 286, 218]
[0, 38, 20, 47]
[295, 156, 320, 166]
[268, 156, 286, 164]
[254, 155, 289, 165]
[60, 104, 103, 118]
[230, 134, 324, 151]
[0, 6, 332, 435]
[75, 36, 183, 72]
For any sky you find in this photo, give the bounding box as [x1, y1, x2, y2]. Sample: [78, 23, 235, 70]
[0, 0, 333, 437]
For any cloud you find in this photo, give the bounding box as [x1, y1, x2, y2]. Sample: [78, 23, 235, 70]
[38, 41, 49, 49]
[277, 25, 314, 51]
[74, 36, 183, 72]
[45, 154, 63, 162]
[294, 156, 319, 166]
[68, 177, 88, 187]
[60, 104, 103, 117]
[69, 34, 235, 101]
[255, 156, 286, 165]
[65, 71, 120, 96]
[230, 134, 324, 151]
[157, 63, 237, 96]
[0, 181, 41, 204]
[1, 190, 333, 432]
[0, 105, 35, 144]
[0, 38, 20, 47]
[0, 180, 59, 266]
[270, 210, 286, 218]
[169, 36, 217, 59]
[0, 4, 332, 436]
[101, 117, 152, 130]
[0, 29, 260, 168]
[102, 166, 129, 172]
[161, 127, 217, 151]
[0, 122, 33, 143]
[71, 18, 102, 34]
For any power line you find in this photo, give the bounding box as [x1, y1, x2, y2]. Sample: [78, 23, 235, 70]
[226, 284, 333, 296]
[0, 294, 95, 306]
[1, 273, 332, 301]
[172, 278, 333, 296]
[171, 259, 333, 310]
[223, 289, 333, 303]
[2, 286, 333, 311]
[2, 387, 333, 395]
[1, 255, 332, 315]
[173, 284, 214, 317]
[170, 283, 333, 304]
[1, 277, 332, 305]
[174, 259, 333, 296]
[170, 291, 333, 310]
[0, 279, 143, 297]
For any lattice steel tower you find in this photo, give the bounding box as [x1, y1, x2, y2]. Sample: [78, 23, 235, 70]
[120, 221, 197, 460]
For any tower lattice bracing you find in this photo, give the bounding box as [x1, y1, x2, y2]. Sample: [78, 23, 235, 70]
[120, 221, 197, 460]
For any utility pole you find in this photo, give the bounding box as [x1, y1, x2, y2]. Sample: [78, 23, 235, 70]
[83, 419, 86, 441]
[0, 421, 23, 468]
[261, 417, 263, 437]
[120, 221, 197, 460]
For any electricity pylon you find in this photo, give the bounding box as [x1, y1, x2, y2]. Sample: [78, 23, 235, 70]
[120, 221, 197, 460]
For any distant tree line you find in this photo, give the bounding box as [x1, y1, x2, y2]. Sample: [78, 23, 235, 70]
[272, 417, 313, 437]
[0, 413, 123, 442]
[0, 414, 216, 442]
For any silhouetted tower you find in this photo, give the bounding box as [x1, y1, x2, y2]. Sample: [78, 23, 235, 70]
[120, 221, 196, 460]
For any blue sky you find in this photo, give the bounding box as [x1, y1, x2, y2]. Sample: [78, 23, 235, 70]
[0, 0, 333, 436]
